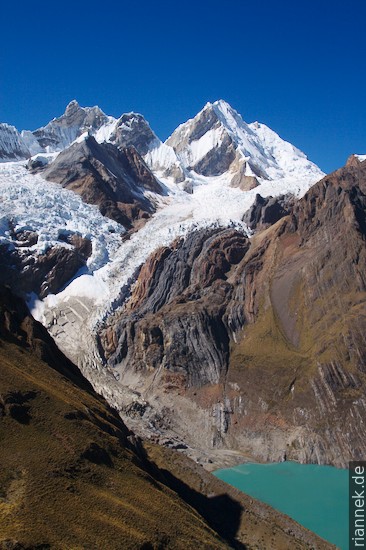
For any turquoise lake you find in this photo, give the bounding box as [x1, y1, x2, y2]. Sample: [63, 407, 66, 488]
[214, 461, 348, 549]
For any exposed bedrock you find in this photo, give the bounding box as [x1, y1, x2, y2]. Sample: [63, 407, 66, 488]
[99, 228, 249, 388]
[109, 112, 158, 156]
[0, 228, 92, 299]
[98, 159, 366, 467]
[35, 136, 164, 229]
[242, 193, 295, 231]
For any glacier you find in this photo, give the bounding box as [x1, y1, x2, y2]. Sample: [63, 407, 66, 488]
[0, 99, 327, 374]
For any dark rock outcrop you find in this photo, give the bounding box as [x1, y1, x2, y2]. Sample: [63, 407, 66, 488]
[27, 155, 49, 170]
[0, 229, 92, 299]
[109, 112, 158, 156]
[99, 228, 249, 387]
[191, 132, 236, 176]
[36, 135, 164, 228]
[243, 193, 295, 230]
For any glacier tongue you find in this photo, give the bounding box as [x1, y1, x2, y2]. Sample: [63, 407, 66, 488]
[0, 159, 251, 367]
[0, 153, 319, 340]
[0, 161, 123, 269]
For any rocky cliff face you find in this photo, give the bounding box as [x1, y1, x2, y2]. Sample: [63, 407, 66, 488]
[36, 135, 165, 228]
[99, 228, 249, 387]
[97, 157, 366, 467]
[109, 112, 158, 155]
[242, 193, 295, 230]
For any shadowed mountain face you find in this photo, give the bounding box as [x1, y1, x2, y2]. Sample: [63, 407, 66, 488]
[98, 157, 366, 467]
[109, 112, 159, 155]
[37, 135, 164, 229]
[0, 287, 333, 550]
[242, 193, 295, 231]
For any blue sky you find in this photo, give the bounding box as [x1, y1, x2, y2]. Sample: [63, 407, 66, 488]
[0, 0, 365, 173]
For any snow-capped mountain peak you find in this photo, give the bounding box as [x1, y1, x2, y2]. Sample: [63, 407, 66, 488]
[64, 99, 81, 114]
[248, 121, 322, 180]
[1, 98, 325, 196]
[108, 112, 159, 155]
[0, 98, 324, 196]
[165, 99, 324, 187]
[211, 98, 252, 131]
[23, 100, 110, 155]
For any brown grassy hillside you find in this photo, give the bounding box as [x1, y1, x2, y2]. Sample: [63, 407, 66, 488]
[0, 287, 227, 549]
[0, 287, 335, 549]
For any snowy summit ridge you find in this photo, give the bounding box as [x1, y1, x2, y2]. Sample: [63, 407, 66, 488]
[165, 99, 323, 188]
[0, 100, 327, 307]
[21, 100, 111, 155]
[1, 98, 325, 189]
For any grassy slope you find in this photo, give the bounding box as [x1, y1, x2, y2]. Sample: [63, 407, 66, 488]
[0, 333, 227, 549]
[230, 222, 366, 400]
[0, 286, 337, 550]
[225, 213, 366, 468]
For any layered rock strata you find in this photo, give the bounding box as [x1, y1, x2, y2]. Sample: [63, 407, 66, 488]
[97, 158, 366, 467]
